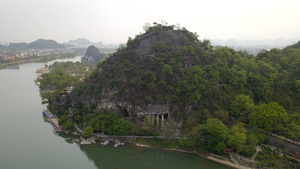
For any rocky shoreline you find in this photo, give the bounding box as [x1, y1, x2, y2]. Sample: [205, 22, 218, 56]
[136, 144, 251, 169]
[70, 135, 127, 148]
[65, 129, 249, 169]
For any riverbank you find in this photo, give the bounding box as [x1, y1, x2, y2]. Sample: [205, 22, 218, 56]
[134, 143, 251, 169]
[65, 128, 250, 169]
[0, 53, 80, 70]
[47, 108, 250, 169]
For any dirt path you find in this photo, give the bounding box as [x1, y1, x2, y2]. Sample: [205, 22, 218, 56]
[251, 146, 261, 160]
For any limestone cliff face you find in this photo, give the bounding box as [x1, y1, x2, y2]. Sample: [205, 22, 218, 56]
[133, 26, 198, 58]
[70, 87, 170, 120]
[135, 28, 180, 57]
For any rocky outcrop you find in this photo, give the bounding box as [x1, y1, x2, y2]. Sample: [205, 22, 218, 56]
[113, 140, 125, 148]
[101, 140, 109, 145]
[70, 83, 170, 120]
[80, 137, 96, 145]
[71, 93, 170, 120]
[81, 45, 105, 64]
[136, 30, 186, 57]
[114, 101, 170, 118]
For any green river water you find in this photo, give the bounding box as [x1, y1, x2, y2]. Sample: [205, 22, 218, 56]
[0, 57, 231, 169]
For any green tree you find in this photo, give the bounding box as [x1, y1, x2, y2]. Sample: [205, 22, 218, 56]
[58, 115, 69, 125]
[240, 133, 259, 156]
[63, 119, 74, 130]
[83, 126, 94, 137]
[150, 42, 166, 53]
[162, 64, 173, 76]
[112, 118, 131, 135]
[229, 94, 254, 123]
[249, 102, 289, 131]
[228, 123, 247, 153]
[188, 124, 205, 147]
[296, 80, 300, 96]
[215, 141, 226, 154]
[182, 116, 200, 133]
[176, 66, 205, 104]
[212, 110, 229, 122]
[205, 118, 229, 153]
[228, 132, 246, 153]
[178, 136, 187, 147]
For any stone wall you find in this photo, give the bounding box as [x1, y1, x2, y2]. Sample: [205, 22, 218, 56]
[267, 135, 300, 154]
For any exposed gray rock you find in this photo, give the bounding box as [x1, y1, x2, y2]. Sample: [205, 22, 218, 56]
[73, 139, 80, 143]
[113, 140, 125, 148]
[70, 85, 170, 120]
[136, 30, 184, 57]
[101, 140, 109, 145]
[72, 131, 79, 135]
[87, 137, 96, 144]
[80, 140, 91, 145]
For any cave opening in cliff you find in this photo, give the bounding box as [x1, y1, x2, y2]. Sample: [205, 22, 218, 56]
[163, 113, 168, 120]
[122, 108, 129, 117]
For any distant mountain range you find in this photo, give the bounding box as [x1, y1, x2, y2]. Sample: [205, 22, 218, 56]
[8, 39, 65, 50]
[66, 38, 103, 47]
[2, 38, 298, 52]
[65, 38, 120, 47]
[210, 38, 299, 48]
[0, 38, 119, 53]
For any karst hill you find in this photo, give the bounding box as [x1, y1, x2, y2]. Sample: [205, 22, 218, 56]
[67, 24, 300, 125]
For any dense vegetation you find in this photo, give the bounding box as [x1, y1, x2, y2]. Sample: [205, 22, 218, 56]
[92, 30, 299, 114]
[73, 25, 299, 131]
[39, 61, 93, 106]
[256, 147, 298, 168]
[45, 25, 299, 166]
[79, 110, 131, 137]
[39, 61, 92, 90]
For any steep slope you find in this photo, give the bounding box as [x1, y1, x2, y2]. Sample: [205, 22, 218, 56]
[67, 24, 300, 125]
[69, 25, 207, 121]
[81, 45, 106, 65]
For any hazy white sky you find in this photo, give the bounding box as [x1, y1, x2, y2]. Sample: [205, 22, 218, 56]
[1, 0, 300, 44]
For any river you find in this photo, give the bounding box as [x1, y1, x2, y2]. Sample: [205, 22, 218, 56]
[0, 56, 230, 169]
